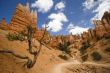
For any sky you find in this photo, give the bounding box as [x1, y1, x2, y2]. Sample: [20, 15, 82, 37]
[0, 0, 110, 35]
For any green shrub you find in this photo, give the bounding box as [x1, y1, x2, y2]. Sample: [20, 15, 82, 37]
[91, 51, 102, 61]
[81, 54, 88, 61]
[17, 34, 25, 41]
[7, 33, 17, 41]
[79, 42, 90, 55]
[57, 41, 71, 54]
[7, 33, 25, 41]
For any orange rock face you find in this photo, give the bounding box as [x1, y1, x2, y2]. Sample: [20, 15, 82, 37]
[82, 11, 110, 42]
[0, 18, 7, 28]
[0, 18, 10, 30]
[93, 20, 107, 38]
[9, 3, 37, 33]
[0, 3, 51, 42]
[101, 12, 110, 33]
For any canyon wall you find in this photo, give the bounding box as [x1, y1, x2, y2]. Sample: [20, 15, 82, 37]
[0, 3, 110, 49]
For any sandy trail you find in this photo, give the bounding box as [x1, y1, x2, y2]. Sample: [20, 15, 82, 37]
[51, 59, 81, 73]
[83, 62, 110, 67]
[51, 59, 110, 73]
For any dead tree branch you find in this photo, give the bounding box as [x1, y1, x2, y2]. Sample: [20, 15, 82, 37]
[25, 24, 51, 68]
[0, 23, 51, 69]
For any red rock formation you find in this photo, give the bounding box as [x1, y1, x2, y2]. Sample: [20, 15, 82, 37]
[10, 3, 37, 33]
[101, 11, 110, 33]
[93, 20, 107, 38]
[81, 31, 89, 41]
[87, 29, 96, 40]
[0, 4, 110, 50]
[81, 11, 110, 43]
[0, 18, 10, 30]
[49, 11, 110, 49]
[102, 11, 110, 24]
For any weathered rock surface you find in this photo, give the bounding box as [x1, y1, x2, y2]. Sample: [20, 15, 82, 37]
[9, 3, 37, 33]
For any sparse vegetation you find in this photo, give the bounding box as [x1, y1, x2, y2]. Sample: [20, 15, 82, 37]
[91, 51, 102, 61]
[1, 24, 50, 69]
[79, 42, 90, 61]
[79, 42, 90, 55]
[7, 32, 25, 41]
[5, 25, 37, 68]
[57, 41, 71, 55]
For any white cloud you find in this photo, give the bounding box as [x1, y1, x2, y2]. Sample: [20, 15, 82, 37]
[31, 0, 54, 13]
[55, 2, 65, 11]
[83, 0, 97, 10]
[83, 0, 110, 20]
[48, 12, 68, 22]
[43, 12, 68, 32]
[92, 0, 110, 20]
[67, 23, 89, 35]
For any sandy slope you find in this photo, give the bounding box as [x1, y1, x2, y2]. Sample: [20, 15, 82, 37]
[51, 59, 80, 73]
[0, 29, 110, 73]
[0, 29, 64, 73]
[51, 59, 110, 73]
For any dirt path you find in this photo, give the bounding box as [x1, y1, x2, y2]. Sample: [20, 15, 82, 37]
[51, 59, 81, 73]
[83, 62, 110, 67]
[51, 59, 110, 73]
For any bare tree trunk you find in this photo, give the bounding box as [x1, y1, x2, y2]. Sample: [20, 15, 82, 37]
[0, 24, 50, 69]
